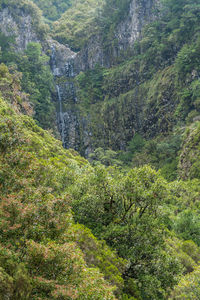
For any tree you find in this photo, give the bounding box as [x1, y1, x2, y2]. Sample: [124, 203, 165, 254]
[17, 42, 55, 129]
[170, 266, 200, 299]
[71, 165, 182, 299]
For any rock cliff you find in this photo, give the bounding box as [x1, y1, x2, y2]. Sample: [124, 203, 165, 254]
[49, 39, 80, 150]
[0, 4, 44, 52]
[116, 0, 160, 49]
[48, 0, 160, 155]
[0, 0, 161, 156]
[74, 0, 160, 70]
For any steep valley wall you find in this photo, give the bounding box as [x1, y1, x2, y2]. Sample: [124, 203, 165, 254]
[0, 0, 167, 156]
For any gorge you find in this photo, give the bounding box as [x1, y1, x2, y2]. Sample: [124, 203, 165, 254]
[1, 0, 200, 299]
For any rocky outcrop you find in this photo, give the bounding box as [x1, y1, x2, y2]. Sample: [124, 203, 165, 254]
[49, 39, 77, 77]
[48, 39, 93, 154]
[0, 4, 82, 152]
[0, 0, 161, 155]
[74, 0, 160, 71]
[116, 0, 160, 50]
[74, 35, 106, 71]
[49, 0, 160, 154]
[48, 39, 78, 149]
[0, 7, 41, 52]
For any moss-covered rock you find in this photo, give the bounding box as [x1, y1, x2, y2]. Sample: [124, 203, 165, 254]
[179, 122, 200, 180]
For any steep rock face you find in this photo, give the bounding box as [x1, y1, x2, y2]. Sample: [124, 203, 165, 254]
[49, 39, 92, 154]
[116, 0, 160, 50]
[0, 0, 161, 155]
[49, 39, 78, 149]
[0, 7, 40, 51]
[0, 4, 82, 151]
[51, 0, 160, 154]
[74, 35, 106, 71]
[49, 39, 77, 77]
[74, 0, 160, 70]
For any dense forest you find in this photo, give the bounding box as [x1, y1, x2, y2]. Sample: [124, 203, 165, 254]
[0, 0, 200, 299]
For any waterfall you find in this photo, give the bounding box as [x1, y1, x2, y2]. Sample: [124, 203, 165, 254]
[56, 85, 65, 145]
[50, 45, 60, 76]
[49, 40, 81, 150]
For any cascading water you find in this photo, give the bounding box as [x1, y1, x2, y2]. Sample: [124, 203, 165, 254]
[50, 41, 80, 150]
[56, 85, 65, 145]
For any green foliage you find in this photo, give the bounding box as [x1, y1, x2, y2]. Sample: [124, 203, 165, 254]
[167, 238, 200, 275]
[119, 134, 145, 164]
[18, 42, 56, 130]
[70, 165, 183, 299]
[92, 0, 132, 46]
[175, 42, 200, 78]
[89, 147, 122, 167]
[0, 267, 13, 299]
[2, 1, 200, 299]
[179, 122, 200, 180]
[32, 0, 71, 21]
[0, 0, 49, 38]
[71, 0, 200, 161]
[53, 0, 105, 50]
[0, 31, 16, 62]
[0, 40, 56, 130]
[166, 178, 200, 261]
[170, 266, 200, 299]
[76, 65, 104, 109]
[0, 63, 33, 115]
[118, 131, 182, 181]
[174, 39, 200, 119]
[173, 210, 200, 246]
[67, 223, 126, 295]
[0, 1, 54, 130]
[0, 74, 122, 299]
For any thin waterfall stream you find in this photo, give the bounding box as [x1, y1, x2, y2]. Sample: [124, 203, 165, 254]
[56, 85, 65, 145]
[50, 42, 82, 151]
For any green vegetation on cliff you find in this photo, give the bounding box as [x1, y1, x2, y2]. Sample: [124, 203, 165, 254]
[2, 62, 200, 299]
[0, 0, 55, 130]
[1, 0, 200, 299]
[0, 0, 49, 38]
[0, 37, 56, 130]
[69, 0, 200, 181]
[0, 65, 125, 299]
[53, 0, 105, 50]
[32, 0, 71, 21]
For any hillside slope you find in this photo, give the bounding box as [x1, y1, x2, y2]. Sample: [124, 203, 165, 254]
[0, 64, 125, 299]
[1, 63, 200, 300]
[1, 1, 200, 299]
